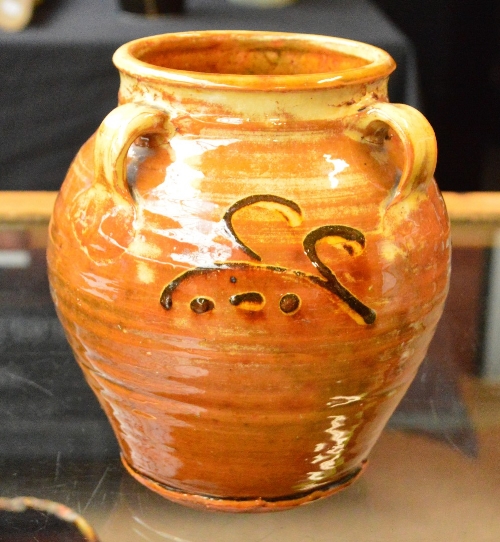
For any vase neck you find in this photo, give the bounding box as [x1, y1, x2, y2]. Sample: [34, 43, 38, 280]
[113, 31, 395, 126]
[117, 72, 390, 126]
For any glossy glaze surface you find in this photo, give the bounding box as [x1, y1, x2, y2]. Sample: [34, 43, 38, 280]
[47, 31, 450, 512]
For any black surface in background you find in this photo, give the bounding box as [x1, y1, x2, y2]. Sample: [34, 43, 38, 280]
[0, 247, 119, 459]
[0, 508, 88, 541]
[374, 0, 500, 191]
[119, 0, 185, 13]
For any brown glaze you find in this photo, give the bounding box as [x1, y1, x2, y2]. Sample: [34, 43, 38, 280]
[47, 31, 450, 512]
[229, 291, 266, 309]
[279, 292, 301, 314]
[189, 296, 215, 314]
[160, 259, 372, 325]
[223, 194, 303, 260]
[303, 225, 376, 324]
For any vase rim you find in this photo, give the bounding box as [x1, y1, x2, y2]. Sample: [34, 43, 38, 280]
[113, 30, 396, 91]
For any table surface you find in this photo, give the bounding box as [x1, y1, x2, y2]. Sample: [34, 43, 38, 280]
[0, 191, 499, 541]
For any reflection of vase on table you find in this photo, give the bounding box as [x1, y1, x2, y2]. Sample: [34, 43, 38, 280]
[47, 30, 450, 512]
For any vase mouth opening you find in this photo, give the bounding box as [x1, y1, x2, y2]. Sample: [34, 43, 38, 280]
[114, 31, 396, 91]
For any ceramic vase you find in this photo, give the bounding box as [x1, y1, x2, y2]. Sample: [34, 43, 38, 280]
[226, 0, 298, 8]
[47, 31, 450, 512]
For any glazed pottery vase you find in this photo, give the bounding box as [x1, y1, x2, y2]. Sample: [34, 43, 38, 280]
[226, 0, 298, 8]
[47, 31, 450, 512]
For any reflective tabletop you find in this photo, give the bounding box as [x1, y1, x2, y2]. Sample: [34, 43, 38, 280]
[1, 191, 499, 541]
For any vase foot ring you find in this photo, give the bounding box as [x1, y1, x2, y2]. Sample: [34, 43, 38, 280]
[121, 455, 366, 513]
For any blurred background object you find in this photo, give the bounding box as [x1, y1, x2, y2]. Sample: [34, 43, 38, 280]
[119, 0, 184, 14]
[0, 496, 100, 542]
[0, 0, 42, 32]
[226, 0, 298, 7]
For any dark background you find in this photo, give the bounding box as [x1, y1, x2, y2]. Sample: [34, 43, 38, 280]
[374, 0, 500, 192]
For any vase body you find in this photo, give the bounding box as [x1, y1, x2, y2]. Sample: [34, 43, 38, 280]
[47, 31, 450, 512]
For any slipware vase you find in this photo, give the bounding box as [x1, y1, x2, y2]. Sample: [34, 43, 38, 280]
[47, 30, 450, 513]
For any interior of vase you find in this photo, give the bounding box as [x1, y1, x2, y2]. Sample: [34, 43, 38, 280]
[133, 35, 370, 76]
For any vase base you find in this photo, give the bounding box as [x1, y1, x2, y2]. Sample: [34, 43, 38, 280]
[121, 455, 366, 513]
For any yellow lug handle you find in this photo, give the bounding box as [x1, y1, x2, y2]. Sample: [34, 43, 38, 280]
[94, 103, 170, 204]
[357, 102, 437, 207]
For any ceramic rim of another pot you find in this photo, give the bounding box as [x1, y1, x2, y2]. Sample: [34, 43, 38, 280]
[113, 30, 396, 91]
[0, 496, 99, 541]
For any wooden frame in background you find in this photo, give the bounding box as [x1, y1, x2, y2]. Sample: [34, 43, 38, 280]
[0, 191, 499, 224]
